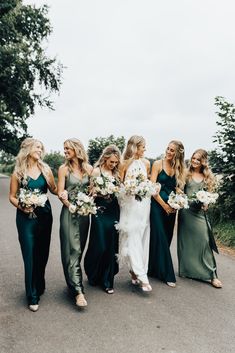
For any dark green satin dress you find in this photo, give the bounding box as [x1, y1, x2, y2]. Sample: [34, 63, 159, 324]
[16, 174, 52, 305]
[177, 179, 217, 281]
[148, 168, 176, 283]
[84, 194, 119, 290]
[59, 173, 89, 295]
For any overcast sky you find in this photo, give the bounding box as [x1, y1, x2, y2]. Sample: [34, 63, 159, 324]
[25, 0, 235, 158]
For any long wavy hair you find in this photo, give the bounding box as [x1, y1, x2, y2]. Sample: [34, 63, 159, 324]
[64, 138, 90, 174]
[14, 138, 51, 186]
[187, 149, 216, 192]
[123, 135, 145, 161]
[166, 140, 186, 189]
[95, 144, 121, 178]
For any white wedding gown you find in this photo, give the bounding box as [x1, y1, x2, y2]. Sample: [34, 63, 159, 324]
[117, 159, 151, 284]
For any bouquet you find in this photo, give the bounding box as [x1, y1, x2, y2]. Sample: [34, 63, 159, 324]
[18, 188, 48, 218]
[120, 172, 161, 201]
[69, 191, 97, 216]
[168, 191, 189, 210]
[190, 190, 219, 206]
[91, 175, 120, 197]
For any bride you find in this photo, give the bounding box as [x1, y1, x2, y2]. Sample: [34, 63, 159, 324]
[117, 135, 152, 292]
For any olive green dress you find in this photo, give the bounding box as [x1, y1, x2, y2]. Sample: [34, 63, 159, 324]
[177, 179, 217, 281]
[16, 174, 52, 305]
[59, 173, 90, 295]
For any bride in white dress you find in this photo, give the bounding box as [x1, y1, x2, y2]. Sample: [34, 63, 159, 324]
[117, 135, 152, 292]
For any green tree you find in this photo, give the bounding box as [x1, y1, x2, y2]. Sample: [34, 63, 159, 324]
[0, 0, 62, 155]
[44, 151, 64, 178]
[87, 135, 125, 166]
[209, 96, 235, 220]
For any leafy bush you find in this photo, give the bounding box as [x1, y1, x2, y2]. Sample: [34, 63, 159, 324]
[44, 151, 64, 178]
[87, 135, 125, 166]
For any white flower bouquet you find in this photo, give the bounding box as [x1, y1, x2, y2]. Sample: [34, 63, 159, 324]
[91, 175, 120, 197]
[18, 188, 48, 218]
[120, 172, 161, 201]
[191, 190, 219, 206]
[69, 192, 97, 216]
[168, 191, 189, 210]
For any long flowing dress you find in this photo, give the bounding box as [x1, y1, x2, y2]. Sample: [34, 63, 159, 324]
[84, 181, 120, 290]
[148, 165, 176, 283]
[16, 174, 52, 305]
[117, 159, 150, 284]
[59, 173, 90, 296]
[177, 179, 218, 281]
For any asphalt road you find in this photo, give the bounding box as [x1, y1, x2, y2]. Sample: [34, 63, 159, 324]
[0, 176, 235, 353]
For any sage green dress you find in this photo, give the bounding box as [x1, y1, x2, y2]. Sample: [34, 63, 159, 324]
[177, 179, 217, 281]
[59, 173, 90, 296]
[16, 174, 52, 305]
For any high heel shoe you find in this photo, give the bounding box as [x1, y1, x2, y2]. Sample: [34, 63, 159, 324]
[166, 282, 176, 288]
[75, 294, 87, 307]
[140, 283, 152, 292]
[28, 304, 39, 312]
[211, 279, 222, 288]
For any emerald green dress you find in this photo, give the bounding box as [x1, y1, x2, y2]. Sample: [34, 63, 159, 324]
[84, 193, 119, 290]
[59, 173, 90, 296]
[148, 166, 176, 283]
[177, 179, 217, 281]
[16, 174, 52, 305]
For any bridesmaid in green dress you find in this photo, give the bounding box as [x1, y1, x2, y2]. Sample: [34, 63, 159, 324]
[9, 138, 57, 312]
[58, 138, 93, 307]
[84, 145, 121, 294]
[148, 140, 185, 287]
[177, 149, 222, 288]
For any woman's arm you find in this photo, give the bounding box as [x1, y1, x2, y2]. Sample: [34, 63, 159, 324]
[150, 160, 174, 215]
[57, 165, 70, 208]
[9, 174, 33, 213]
[47, 168, 57, 194]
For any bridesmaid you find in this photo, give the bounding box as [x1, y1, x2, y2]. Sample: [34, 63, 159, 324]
[177, 149, 222, 288]
[148, 140, 185, 287]
[9, 138, 57, 312]
[84, 145, 121, 294]
[58, 138, 93, 307]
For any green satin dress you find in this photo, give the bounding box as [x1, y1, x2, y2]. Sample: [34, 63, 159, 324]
[16, 174, 52, 305]
[59, 173, 90, 296]
[148, 167, 176, 283]
[177, 179, 217, 281]
[84, 193, 119, 290]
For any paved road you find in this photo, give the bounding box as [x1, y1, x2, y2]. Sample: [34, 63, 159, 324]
[0, 177, 235, 353]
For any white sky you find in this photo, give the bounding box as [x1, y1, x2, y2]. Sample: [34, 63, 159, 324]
[25, 0, 235, 158]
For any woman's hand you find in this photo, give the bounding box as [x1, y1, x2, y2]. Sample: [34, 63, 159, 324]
[201, 203, 208, 211]
[164, 204, 176, 215]
[19, 205, 34, 214]
[59, 190, 68, 201]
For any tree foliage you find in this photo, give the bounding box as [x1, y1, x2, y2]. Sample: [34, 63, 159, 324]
[44, 151, 64, 178]
[209, 96, 235, 221]
[0, 0, 62, 155]
[87, 135, 125, 166]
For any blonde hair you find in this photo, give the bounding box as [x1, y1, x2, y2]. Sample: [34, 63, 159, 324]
[188, 149, 216, 192]
[14, 137, 51, 186]
[64, 138, 89, 174]
[123, 135, 145, 161]
[167, 140, 186, 189]
[95, 144, 121, 177]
